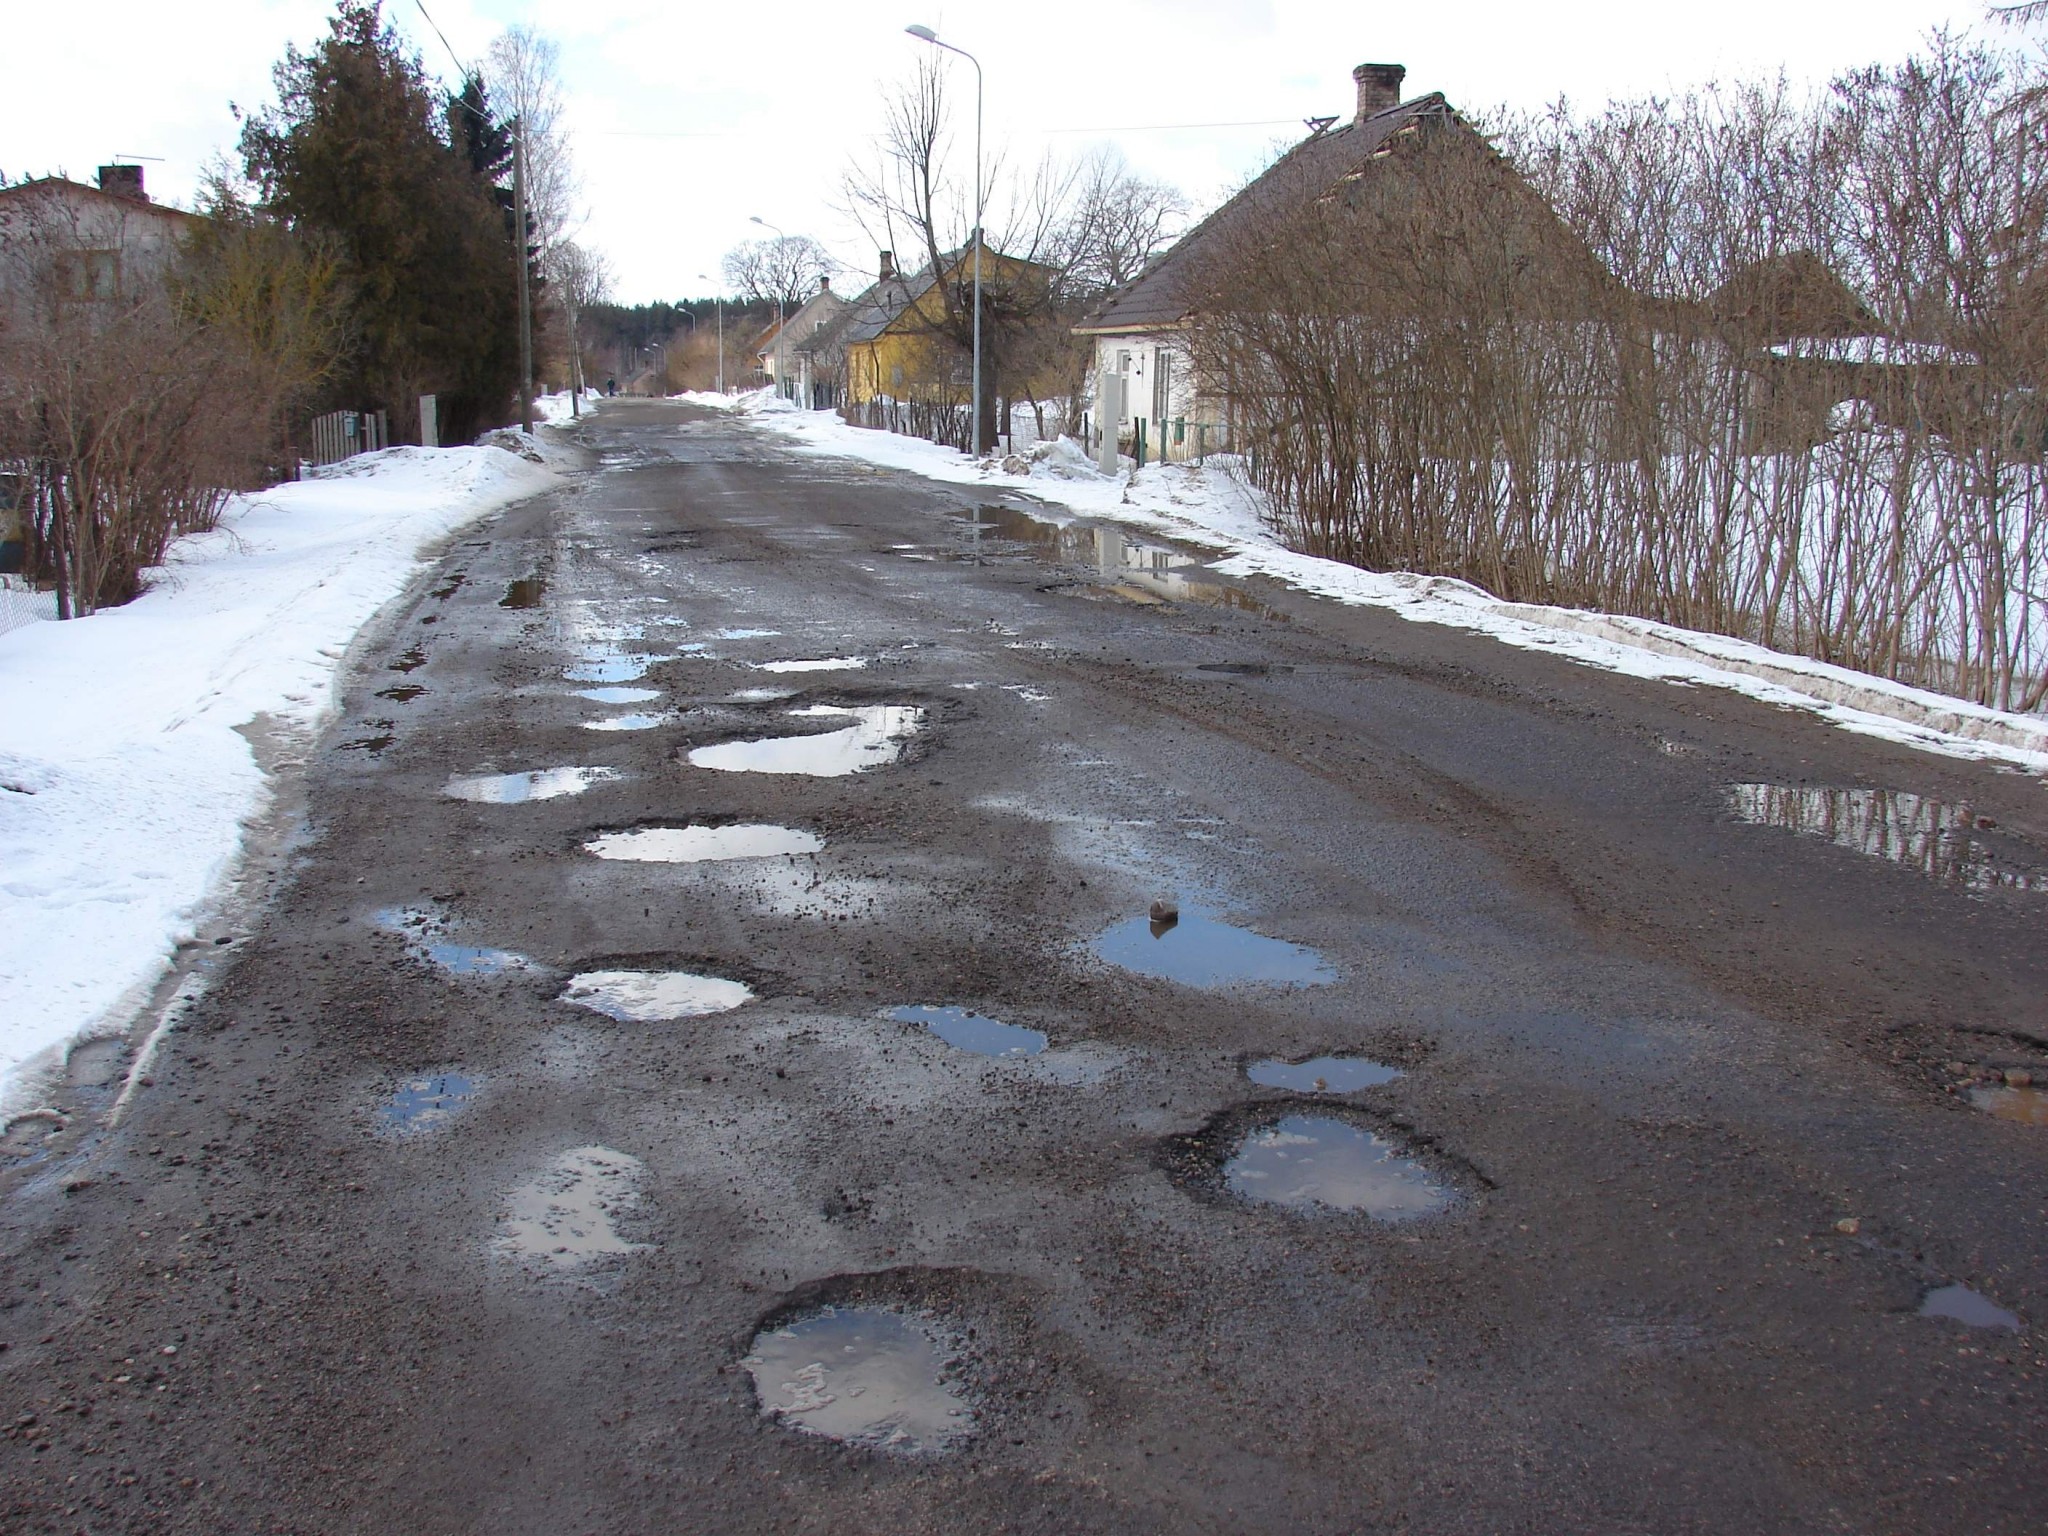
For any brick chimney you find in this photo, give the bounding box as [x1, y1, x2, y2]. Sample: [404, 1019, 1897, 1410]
[97, 164, 147, 202]
[1353, 63, 1406, 122]
[877, 250, 896, 282]
[818, 276, 831, 294]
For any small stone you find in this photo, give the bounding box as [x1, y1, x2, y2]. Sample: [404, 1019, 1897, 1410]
[1834, 1217, 1861, 1236]
[160, 1345, 177, 1356]
[2005, 1069, 2034, 1088]
[1148, 898, 1179, 923]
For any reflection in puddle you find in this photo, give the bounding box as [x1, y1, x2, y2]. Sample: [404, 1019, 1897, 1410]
[581, 712, 671, 732]
[1247, 1055, 1403, 1092]
[1970, 1085, 2048, 1125]
[890, 1004, 1047, 1058]
[377, 684, 426, 702]
[575, 686, 661, 705]
[1920, 1284, 2021, 1330]
[585, 824, 823, 863]
[727, 687, 796, 702]
[959, 504, 1278, 616]
[497, 1145, 647, 1270]
[444, 766, 621, 803]
[380, 1072, 477, 1133]
[560, 969, 753, 1020]
[1224, 1115, 1452, 1218]
[1727, 784, 2047, 893]
[744, 1308, 971, 1453]
[501, 575, 547, 609]
[753, 657, 867, 673]
[1094, 904, 1333, 988]
[687, 705, 924, 777]
[709, 627, 781, 640]
[565, 648, 657, 684]
[374, 907, 537, 977]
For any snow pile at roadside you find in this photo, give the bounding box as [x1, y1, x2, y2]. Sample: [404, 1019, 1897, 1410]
[748, 400, 2048, 775]
[0, 444, 558, 1104]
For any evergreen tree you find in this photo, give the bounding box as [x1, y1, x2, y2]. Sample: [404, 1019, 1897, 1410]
[239, 1, 520, 442]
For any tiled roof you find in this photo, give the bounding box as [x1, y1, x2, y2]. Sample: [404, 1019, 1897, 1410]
[1075, 94, 1451, 335]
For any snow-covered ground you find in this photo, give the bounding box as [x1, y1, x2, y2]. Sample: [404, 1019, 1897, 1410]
[724, 390, 2048, 776]
[0, 445, 559, 1109]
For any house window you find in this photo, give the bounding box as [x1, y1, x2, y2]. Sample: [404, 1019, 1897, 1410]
[56, 249, 119, 302]
[1154, 350, 1173, 421]
[1116, 350, 1130, 375]
[890, 364, 904, 388]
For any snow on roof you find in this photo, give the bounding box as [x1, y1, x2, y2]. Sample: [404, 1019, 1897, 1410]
[1765, 336, 1977, 367]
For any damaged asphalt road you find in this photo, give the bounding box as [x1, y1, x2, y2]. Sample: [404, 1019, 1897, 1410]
[3, 398, 2045, 1533]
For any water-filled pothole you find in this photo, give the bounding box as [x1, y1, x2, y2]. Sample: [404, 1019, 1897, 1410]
[496, 1145, 647, 1271]
[560, 969, 753, 1020]
[1727, 784, 2047, 893]
[377, 684, 426, 702]
[575, 685, 661, 705]
[1970, 1084, 2048, 1125]
[1094, 903, 1333, 988]
[1222, 1113, 1455, 1218]
[501, 575, 546, 609]
[1920, 1283, 2021, 1330]
[1247, 1055, 1403, 1092]
[743, 1307, 971, 1453]
[380, 1072, 477, 1133]
[444, 766, 621, 803]
[957, 504, 1281, 617]
[754, 657, 868, 673]
[389, 645, 427, 673]
[581, 712, 671, 732]
[889, 1004, 1047, 1058]
[565, 647, 658, 684]
[374, 907, 537, 977]
[584, 824, 823, 863]
[687, 705, 924, 777]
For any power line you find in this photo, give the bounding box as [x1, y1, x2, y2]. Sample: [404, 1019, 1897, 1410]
[411, 0, 469, 78]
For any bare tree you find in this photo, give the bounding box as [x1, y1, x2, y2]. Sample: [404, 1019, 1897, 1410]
[720, 236, 838, 311]
[545, 240, 610, 408]
[1058, 147, 1190, 293]
[485, 25, 576, 259]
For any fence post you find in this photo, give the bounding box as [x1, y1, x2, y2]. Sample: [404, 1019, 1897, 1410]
[419, 394, 439, 449]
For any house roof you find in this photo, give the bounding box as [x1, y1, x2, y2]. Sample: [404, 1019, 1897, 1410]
[0, 175, 201, 224]
[1707, 251, 1880, 342]
[1075, 93, 1452, 335]
[841, 247, 1058, 346]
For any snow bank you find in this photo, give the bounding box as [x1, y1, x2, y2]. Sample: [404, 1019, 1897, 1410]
[0, 444, 558, 1103]
[748, 403, 2048, 776]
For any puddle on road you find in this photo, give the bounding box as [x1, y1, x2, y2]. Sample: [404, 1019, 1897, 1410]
[501, 575, 547, 609]
[709, 627, 782, 640]
[339, 726, 396, 754]
[1969, 1084, 2048, 1125]
[957, 504, 1280, 616]
[687, 705, 925, 777]
[1727, 784, 2047, 893]
[380, 1072, 478, 1133]
[744, 1308, 971, 1453]
[565, 647, 659, 684]
[1094, 904, 1334, 988]
[560, 969, 754, 1020]
[584, 824, 823, 863]
[1223, 1114, 1454, 1219]
[374, 907, 538, 977]
[497, 1145, 647, 1271]
[753, 657, 868, 674]
[377, 684, 426, 702]
[389, 645, 428, 673]
[727, 687, 796, 703]
[445, 766, 622, 803]
[1919, 1283, 2021, 1330]
[574, 686, 661, 705]
[1198, 662, 1295, 677]
[889, 1004, 1047, 1058]
[1248, 1055, 1403, 1093]
[581, 712, 672, 732]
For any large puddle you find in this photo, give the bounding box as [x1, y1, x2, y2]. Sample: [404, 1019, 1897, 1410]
[575, 686, 661, 705]
[1727, 784, 2047, 893]
[379, 1072, 478, 1133]
[1970, 1084, 2048, 1125]
[1919, 1283, 2021, 1330]
[565, 648, 659, 684]
[445, 766, 622, 803]
[374, 907, 538, 977]
[1248, 1055, 1403, 1092]
[889, 1004, 1047, 1058]
[497, 1145, 647, 1271]
[1224, 1114, 1453, 1219]
[744, 1308, 971, 1453]
[581, 712, 672, 732]
[957, 504, 1278, 616]
[687, 705, 924, 777]
[1094, 904, 1334, 988]
[560, 969, 754, 1020]
[754, 657, 868, 673]
[584, 824, 823, 863]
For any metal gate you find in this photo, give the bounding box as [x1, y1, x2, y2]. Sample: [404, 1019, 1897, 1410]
[308, 408, 390, 467]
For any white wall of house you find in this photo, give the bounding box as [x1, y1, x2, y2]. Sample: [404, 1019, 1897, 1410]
[1089, 331, 1222, 460]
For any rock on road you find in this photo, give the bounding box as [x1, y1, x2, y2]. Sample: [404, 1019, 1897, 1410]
[3, 399, 2045, 1534]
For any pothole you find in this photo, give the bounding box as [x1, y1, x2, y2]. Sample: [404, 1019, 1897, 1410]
[687, 705, 925, 777]
[388, 645, 427, 673]
[1093, 903, 1334, 988]
[1920, 1283, 2021, 1330]
[373, 907, 539, 977]
[753, 657, 868, 674]
[1969, 1084, 2048, 1125]
[495, 1145, 648, 1272]
[708, 627, 781, 640]
[501, 575, 547, 609]
[377, 684, 426, 702]
[559, 969, 753, 1020]
[380, 1072, 477, 1133]
[1247, 1055, 1403, 1092]
[727, 688, 796, 702]
[565, 647, 659, 684]
[444, 766, 622, 803]
[1223, 1114, 1455, 1218]
[1727, 784, 2047, 893]
[583, 824, 823, 863]
[574, 686, 661, 705]
[743, 1307, 972, 1453]
[889, 1004, 1047, 1058]
[580, 712, 672, 732]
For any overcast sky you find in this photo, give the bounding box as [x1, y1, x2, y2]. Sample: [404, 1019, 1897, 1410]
[3, 1, 2015, 303]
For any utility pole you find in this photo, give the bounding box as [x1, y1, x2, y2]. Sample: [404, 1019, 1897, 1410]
[906, 25, 983, 457]
[515, 117, 533, 433]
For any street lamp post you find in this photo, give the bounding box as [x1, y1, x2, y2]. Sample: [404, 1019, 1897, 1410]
[750, 216, 789, 397]
[905, 23, 984, 458]
[697, 276, 724, 394]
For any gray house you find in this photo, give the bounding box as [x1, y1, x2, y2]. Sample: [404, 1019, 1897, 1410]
[761, 278, 856, 408]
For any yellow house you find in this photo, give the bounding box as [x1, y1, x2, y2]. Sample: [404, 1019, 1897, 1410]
[842, 247, 1064, 409]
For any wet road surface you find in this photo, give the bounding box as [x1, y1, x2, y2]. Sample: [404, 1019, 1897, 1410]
[4, 398, 2046, 1533]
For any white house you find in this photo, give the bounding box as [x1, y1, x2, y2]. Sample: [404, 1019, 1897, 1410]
[0, 165, 200, 309]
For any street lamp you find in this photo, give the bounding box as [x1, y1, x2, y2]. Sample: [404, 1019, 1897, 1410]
[751, 215, 789, 397]
[905, 22, 984, 458]
[697, 275, 724, 394]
